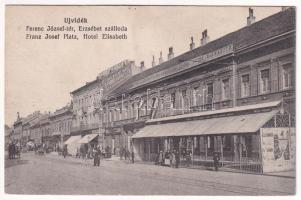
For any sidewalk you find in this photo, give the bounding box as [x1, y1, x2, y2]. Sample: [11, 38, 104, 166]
[46, 152, 295, 179]
[265, 171, 295, 178]
[40, 152, 296, 195]
[104, 155, 296, 179]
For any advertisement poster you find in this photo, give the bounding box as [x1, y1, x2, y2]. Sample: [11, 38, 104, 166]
[260, 127, 295, 173]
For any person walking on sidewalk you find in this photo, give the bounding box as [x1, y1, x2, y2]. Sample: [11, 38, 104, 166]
[62, 145, 67, 158]
[93, 146, 101, 166]
[213, 152, 220, 171]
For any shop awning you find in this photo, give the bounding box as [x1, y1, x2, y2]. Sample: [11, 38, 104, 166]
[78, 133, 98, 144]
[132, 110, 278, 138]
[64, 135, 82, 145]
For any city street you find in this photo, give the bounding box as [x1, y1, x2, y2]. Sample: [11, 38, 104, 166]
[5, 152, 295, 195]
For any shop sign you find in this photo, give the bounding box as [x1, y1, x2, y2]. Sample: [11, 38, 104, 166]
[99, 60, 133, 93]
[260, 127, 295, 173]
[131, 44, 233, 88]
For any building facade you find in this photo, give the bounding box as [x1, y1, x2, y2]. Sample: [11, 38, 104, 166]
[69, 60, 139, 150]
[102, 8, 295, 173]
[49, 104, 73, 149]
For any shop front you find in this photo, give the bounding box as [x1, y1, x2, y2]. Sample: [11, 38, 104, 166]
[64, 135, 82, 156]
[132, 101, 295, 173]
[78, 133, 99, 157]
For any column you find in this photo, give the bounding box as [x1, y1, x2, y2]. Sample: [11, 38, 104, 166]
[232, 55, 238, 107]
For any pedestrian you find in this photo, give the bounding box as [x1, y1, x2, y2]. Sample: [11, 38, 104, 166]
[186, 150, 191, 167]
[93, 146, 101, 166]
[175, 150, 179, 168]
[213, 152, 220, 171]
[80, 145, 85, 160]
[120, 147, 123, 160]
[172, 150, 177, 168]
[76, 148, 80, 158]
[158, 150, 164, 166]
[63, 145, 67, 158]
[169, 151, 174, 167]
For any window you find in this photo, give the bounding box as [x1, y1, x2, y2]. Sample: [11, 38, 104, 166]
[221, 78, 230, 100]
[260, 69, 270, 93]
[207, 83, 213, 104]
[282, 63, 293, 89]
[192, 87, 198, 106]
[181, 90, 187, 108]
[171, 92, 176, 108]
[241, 74, 250, 97]
[132, 103, 135, 118]
[223, 135, 232, 151]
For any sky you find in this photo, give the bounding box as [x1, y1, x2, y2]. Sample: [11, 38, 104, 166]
[5, 6, 281, 126]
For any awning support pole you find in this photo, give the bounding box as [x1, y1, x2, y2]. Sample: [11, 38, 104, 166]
[221, 136, 224, 167]
[205, 136, 208, 161]
[148, 139, 151, 161]
[192, 137, 194, 166]
[239, 135, 242, 170]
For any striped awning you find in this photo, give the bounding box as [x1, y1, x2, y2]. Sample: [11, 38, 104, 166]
[64, 135, 82, 145]
[132, 110, 278, 138]
[77, 133, 98, 144]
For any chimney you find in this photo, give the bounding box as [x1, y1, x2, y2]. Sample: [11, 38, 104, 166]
[247, 8, 256, 26]
[200, 29, 209, 46]
[151, 55, 156, 67]
[159, 51, 164, 64]
[17, 112, 20, 120]
[167, 47, 174, 60]
[190, 36, 195, 50]
[140, 61, 145, 72]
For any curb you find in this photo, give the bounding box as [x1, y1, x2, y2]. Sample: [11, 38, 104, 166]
[44, 153, 296, 179]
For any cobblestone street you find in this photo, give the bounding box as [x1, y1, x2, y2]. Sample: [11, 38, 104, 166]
[5, 152, 295, 195]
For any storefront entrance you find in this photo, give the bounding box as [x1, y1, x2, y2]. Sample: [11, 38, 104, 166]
[131, 103, 295, 173]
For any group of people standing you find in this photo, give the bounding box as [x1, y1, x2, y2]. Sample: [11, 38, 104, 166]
[119, 147, 135, 163]
[8, 142, 21, 159]
[156, 149, 221, 171]
[157, 149, 180, 168]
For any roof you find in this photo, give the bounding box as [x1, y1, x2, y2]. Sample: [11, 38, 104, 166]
[39, 114, 50, 125]
[132, 110, 277, 138]
[108, 8, 295, 98]
[22, 111, 41, 126]
[148, 100, 281, 124]
[71, 59, 137, 95]
[70, 79, 98, 95]
[50, 105, 72, 118]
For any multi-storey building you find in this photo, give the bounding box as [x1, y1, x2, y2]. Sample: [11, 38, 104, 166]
[102, 8, 295, 173]
[14, 111, 41, 146]
[69, 60, 139, 150]
[29, 114, 48, 145]
[39, 113, 51, 147]
[49, 104, 73, 150]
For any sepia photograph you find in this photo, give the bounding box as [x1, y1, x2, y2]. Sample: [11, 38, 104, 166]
[3, 4, 296, 196]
